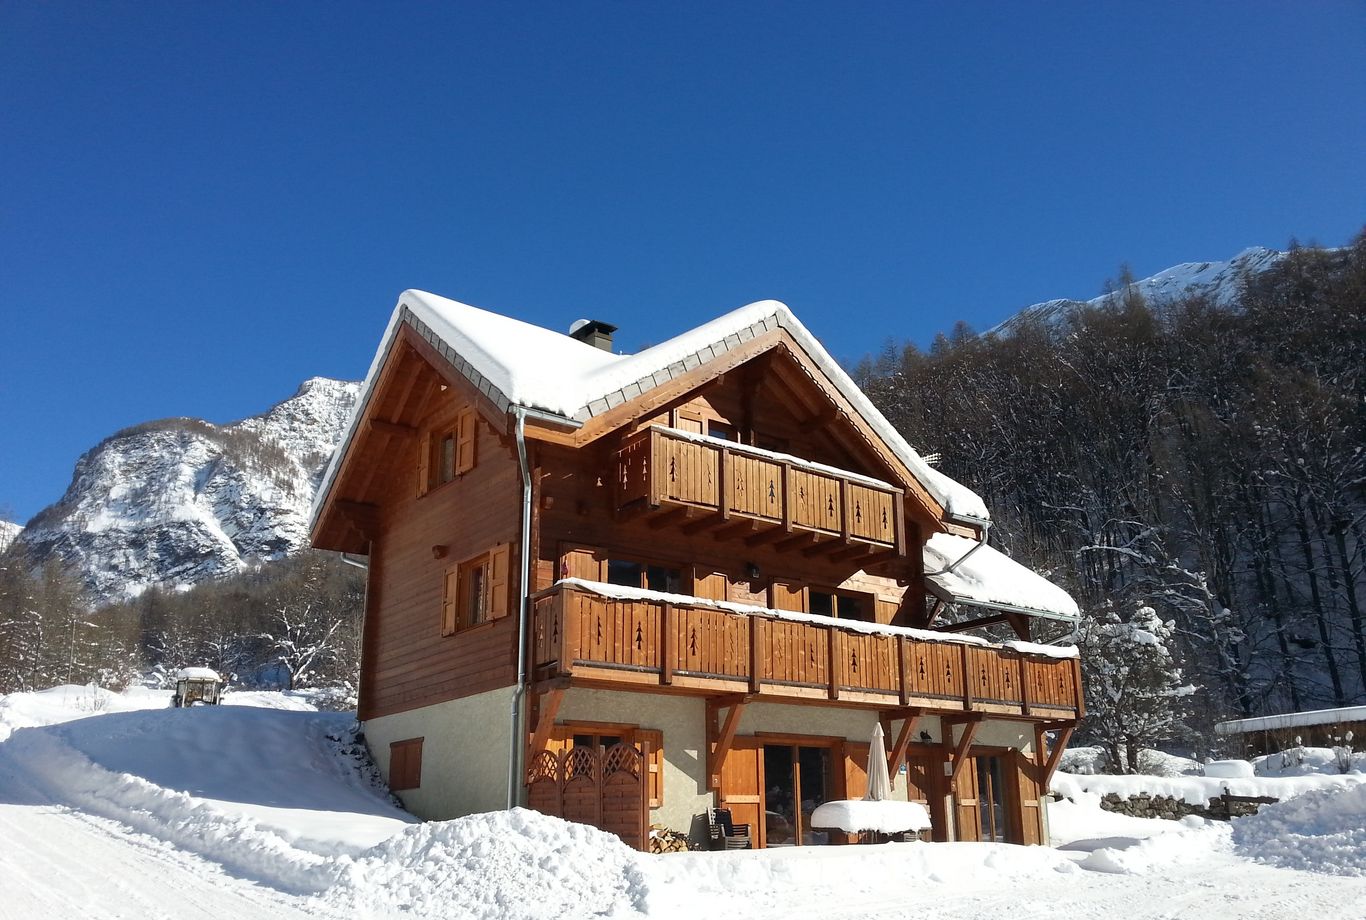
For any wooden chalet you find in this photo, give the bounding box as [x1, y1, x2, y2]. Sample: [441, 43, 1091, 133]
[311, 293, 1084, 850]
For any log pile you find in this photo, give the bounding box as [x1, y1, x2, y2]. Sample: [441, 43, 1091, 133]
[648, 825, 695, 853]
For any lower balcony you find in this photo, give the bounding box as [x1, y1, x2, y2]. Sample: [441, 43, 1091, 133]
[529, 580, 1082, 719]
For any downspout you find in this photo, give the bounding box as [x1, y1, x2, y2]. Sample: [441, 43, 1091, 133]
[925, 519, 992, 577]
[340, 547, 371, 717]
[508, 407, 533, 808]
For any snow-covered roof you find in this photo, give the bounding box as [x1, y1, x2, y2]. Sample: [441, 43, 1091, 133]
[553, 578, 1079, 659]
[923, 533, 1079, 622]
[174, 667, 222, 682]
[311, 292, 989, 531]
[1215, 705, 1366, 736]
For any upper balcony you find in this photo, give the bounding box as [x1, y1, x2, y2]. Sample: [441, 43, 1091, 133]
[530, 580, 1083, 720]
[613, 426, 907, 562]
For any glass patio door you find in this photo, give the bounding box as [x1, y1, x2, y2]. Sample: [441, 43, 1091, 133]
[974, 755, 1008, 842]
[762, 744, 834, 846]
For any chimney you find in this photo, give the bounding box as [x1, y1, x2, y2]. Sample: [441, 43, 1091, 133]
[568, 318, 617, 352]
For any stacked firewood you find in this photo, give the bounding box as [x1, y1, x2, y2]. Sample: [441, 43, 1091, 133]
[648, 825, 695, 853]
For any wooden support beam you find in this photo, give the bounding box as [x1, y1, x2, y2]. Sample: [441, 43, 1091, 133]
[646, 506, 691, 531]
[892, 493, 907, 557]
[947, 716, 984, 784]
[828, 542, 875, 563]
[526, 685, 566, 761]
[939, 612, 1012, 633]
[1037, 723, 1076, 790]
[367, 418, 417, 439]
[886, 709, 922, 776]
[712, 519, 755, 542]
[800, 535, 842, 558]
[706, 697, 748, 790]
[1005, 611, 1032, 641]
[774, 531, 819, 553]
[744, 525, 788, 547]
[681, 514, 726, 536]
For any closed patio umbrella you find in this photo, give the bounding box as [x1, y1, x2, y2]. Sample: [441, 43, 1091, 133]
[864, 722, 892, 801]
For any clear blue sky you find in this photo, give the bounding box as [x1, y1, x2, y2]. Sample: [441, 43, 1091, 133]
[2, 2, 1363, 523]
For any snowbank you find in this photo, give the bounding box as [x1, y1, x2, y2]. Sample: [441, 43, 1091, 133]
[1232, 783, 1366, 877]
[327, 809, 650, 918]
[1052, 768, 1366, 806]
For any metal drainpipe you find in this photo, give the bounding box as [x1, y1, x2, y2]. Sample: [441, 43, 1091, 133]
[507, 408, 533, 809]
[925, 521, 992, 576]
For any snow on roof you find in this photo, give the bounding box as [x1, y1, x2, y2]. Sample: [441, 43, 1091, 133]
[1215, 705, 1366, 736]
[554, 578, 1079, 659]
[924, 533, 1080, 622]
[311, 292, 990, 532]
[174, 667, 222, 682]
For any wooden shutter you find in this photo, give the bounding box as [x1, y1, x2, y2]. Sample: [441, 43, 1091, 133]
[562, 547, 603, 581]
[768, 580, 806, 612]
[953, 757, 981, 841]
[455, 408, 477, 474]
[636, 729, 664, 808]
[441, 564, 459, 635]
[417, 432, 431, 497]
[1009, 750, 1045, 845]
[488, 543, 512, 618]
[390, 737, 424, 790]
[719, 737, 764, 847]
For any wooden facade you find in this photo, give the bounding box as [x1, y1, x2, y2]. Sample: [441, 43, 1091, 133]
[312, 296, 1083, 850]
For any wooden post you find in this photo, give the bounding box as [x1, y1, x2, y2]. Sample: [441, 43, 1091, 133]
[780, 461, 793, 533]
[660, 603, 674, 686]
[1018, 655, 1030, 716]
[648, 428, 665, 507]
[897, 637, 910, 706]
[748, 616, 763, 694]
[892, 491, 907, 556]
[960, 644, 973, 711]
[828, 629, 841, 701]
[719, 446, 731, 521]
[839, 478, 851, 542]
[1070, 656, 1086, 717]
[560, 589, 578, 676]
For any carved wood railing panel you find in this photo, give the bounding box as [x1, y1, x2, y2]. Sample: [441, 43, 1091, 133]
[530, 583, 1081, 717]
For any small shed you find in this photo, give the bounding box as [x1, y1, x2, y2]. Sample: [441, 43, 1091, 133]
[172, 667, 224, 708]
[1215, 705, 1365, 756]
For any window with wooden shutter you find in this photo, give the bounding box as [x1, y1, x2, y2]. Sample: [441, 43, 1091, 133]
[455, 408, 477, 474]
[487, 543, 511, 618]
[390, 737, 424, 790]
[441, 564, 459, 636]
[417, 432, 431, 497]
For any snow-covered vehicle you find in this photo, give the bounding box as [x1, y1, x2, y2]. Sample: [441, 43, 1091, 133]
[171, 667, 224, 708]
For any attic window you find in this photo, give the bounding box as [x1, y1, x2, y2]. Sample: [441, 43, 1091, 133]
[418, 408, 477, 497]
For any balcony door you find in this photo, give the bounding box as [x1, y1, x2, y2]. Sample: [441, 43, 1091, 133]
[762, 743, 835, 847]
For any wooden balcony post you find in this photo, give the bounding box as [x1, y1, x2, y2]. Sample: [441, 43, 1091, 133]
[839, 478, 851, 542]
[960, 644, 972, 711]
[648, 428, 665, 507]
[897, 637, 910, 706]
[719, 445, 731, 521]
[892, 492, 907, 557]
[560, 589, 578, 676]
[1071, 656, 1086, 717]
[660, 603, 674, 686]
[1018, 655, 1030, 715]
[748, 615, 763, 694]
[780, 461, 793, 533]
[828, 629, 841, 701]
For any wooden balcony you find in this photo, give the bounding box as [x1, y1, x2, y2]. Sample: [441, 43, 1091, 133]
[614, 426, 907, 560]
[530, 582, 1083, 719]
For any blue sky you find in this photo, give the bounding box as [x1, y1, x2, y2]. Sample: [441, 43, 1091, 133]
[2, 1, 1363, 523]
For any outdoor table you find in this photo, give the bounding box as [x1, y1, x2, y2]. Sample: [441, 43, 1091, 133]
[809, 799, 932, 843]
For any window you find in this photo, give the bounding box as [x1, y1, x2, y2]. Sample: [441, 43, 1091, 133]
[443, 543, 511, 635]
[706, 420, 736, 441]
[809, 589, 873, 622]
[607, 558, 682, 593]
[390, 737, 423, 790]
[418, 408, 477, 496]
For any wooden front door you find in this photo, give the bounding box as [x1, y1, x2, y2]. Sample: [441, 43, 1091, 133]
[719, 737, 764, 847]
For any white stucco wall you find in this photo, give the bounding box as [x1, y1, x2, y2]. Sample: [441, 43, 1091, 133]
[364, 685, 516, 821]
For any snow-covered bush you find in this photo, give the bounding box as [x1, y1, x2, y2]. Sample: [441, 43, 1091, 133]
[1079, 604, 1196, 774]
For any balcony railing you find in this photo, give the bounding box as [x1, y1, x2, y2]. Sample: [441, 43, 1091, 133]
[530, 581, 1082, 718]
[614, 426, 907, 558]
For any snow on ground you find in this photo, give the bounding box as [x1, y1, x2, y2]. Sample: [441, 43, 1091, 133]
[2, 686, 1365, 920]
[1052, 763, 1365, 806]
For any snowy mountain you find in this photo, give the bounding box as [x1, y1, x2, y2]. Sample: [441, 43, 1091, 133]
[989, 246, 1289, 337]
[15, 377, 360, 604]
[0, 520, 22, 554]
